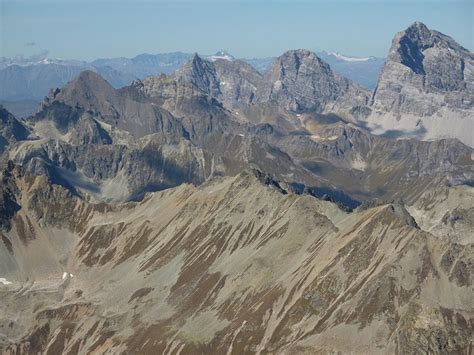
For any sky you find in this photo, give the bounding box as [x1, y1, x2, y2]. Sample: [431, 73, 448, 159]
[1, 0, 473, 61]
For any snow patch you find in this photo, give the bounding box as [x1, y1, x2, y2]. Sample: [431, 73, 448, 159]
[351, 155, 367, 171]
[328, 51, 372, 62]
[0, 278, 12, 285]
[62, 272, 74, 280]
[363, 110, 474, 148]
[208, 55, 234, 62]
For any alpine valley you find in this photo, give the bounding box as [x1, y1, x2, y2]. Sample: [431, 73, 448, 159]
[0, 22, 473, 354]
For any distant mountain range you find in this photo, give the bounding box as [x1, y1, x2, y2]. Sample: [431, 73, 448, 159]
[0, 50, 385, 118]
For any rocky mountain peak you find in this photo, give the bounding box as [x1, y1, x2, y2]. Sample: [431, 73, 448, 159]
[257, 49, 370, 114]
[391, 22, 433, 74]
[174, 53, 221, 97]
[130, 78, 144, 89]
[61, 70, 115, 96]
[368, 22, 474, 146]
[53, 70, 117, 108]
[272, 49, 330, 76]
[0, 105, 30, 150]
[387, 21, 472, 81]
[404, 21, 431, 39]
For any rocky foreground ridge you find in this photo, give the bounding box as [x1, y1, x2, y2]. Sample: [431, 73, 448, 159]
[0, 166, 472, 354]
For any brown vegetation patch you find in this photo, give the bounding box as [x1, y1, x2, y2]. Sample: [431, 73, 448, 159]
[139, 218, 191, 272]
[36, 303, 95, 322]
[5, 323, 50, 354]
[77, 222, 125, 266]
[116, 222, 154, 265]
[13, 214, 36, 245]
[129, 287, 154, 303]
[45, 321, 76, 355]
[1, 233, 13, 253]
[88, 330, 116, 354]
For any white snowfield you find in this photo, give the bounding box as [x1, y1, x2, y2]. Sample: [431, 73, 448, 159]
[363, 110, 474, 148]
[0, 278, 12, 285]
[62, 272, 74, 280]
[207, 55, 234, 62]
[328, 51, 372, 62]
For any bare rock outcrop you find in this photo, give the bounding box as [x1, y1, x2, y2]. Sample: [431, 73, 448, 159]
[368, 22, 474, 146]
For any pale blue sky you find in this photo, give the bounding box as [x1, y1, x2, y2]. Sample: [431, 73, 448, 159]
[1, 0, 472, 60]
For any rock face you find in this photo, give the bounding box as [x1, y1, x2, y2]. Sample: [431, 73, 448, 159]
[12, 63, 472, 206]
[143, 51, 370, 120]
[368, 22, 474, 146]
[14, 70, 310, 203]
[257, 50, 370, 116]
[34, 70, 185, 140]
[213, 58, 263, 107]
[0, 105, 30, 154]
[173, 53, 222, 98]
[143, 54, 263, 110]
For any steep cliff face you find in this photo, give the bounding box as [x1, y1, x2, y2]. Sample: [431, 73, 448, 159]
[142, 51, 370, 121]
[0, 171, 472, 354]
[257, 50, 370, 116]
[368, 22, 474, 146]
[213, 58, 263, 108]
[142, 53, 263, 111]
[0, 106, 30, 154]
[32, 71, 185, 140]
[12, 64, 472, 206]
[9, 71, 310, 203]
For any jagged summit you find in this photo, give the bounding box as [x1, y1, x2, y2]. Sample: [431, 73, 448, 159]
[174, 53, 221, 97]
[72, 69, 108, 82]
[54, 70, 117, 107]
[389, 21, 471, 76]
[0, 105, 30, 151]
[257, 49, 370, 113]
[405, 21, 431, 36]
[367, 22, 474, 146]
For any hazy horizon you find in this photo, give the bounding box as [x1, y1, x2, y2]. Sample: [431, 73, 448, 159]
[1, 0, 472, 61]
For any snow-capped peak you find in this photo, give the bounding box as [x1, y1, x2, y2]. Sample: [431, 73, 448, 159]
[207, 50, 235, 62]
[327, 51, 373, 62]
